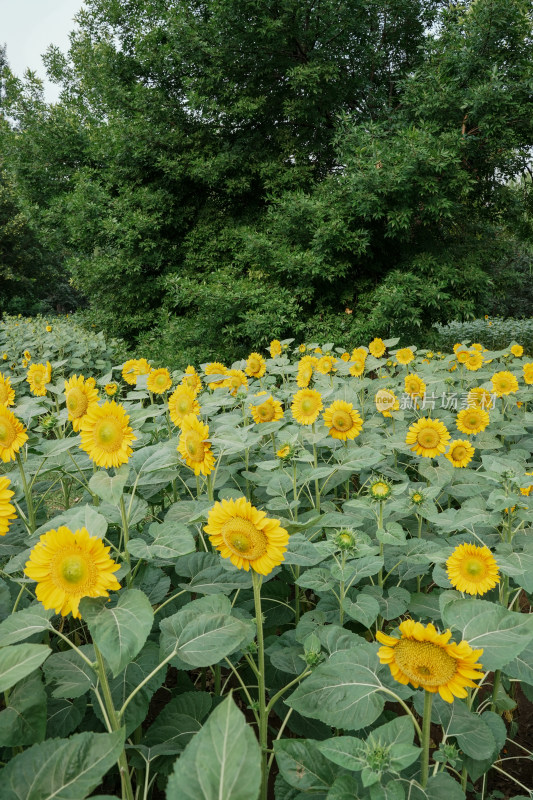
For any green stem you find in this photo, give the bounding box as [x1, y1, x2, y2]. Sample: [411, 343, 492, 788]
[252, 571, 268, 800]
[119, 496, 132, 586]
[207, 472, 214, 502]
[94, 644, 134, 800]
[312, 423, 320, 514]
[490, 669, 501, 712]
[16, 452, 36, 533]
[420, 690, 433, 788]
[119, 649, 176, 719]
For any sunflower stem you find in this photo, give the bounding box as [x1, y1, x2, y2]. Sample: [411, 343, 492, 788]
[206, 472, 214, 502]
[420, 690, 433, 788]
[312, 423, 320, 514]
[490, 669, 501, 712]
[16, 452, 36, 534]
[93, 644, 134, 800]
[119, 496, 132, 587]
[252, 571, 268, 800]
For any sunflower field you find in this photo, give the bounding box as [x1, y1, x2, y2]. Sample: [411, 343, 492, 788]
[0, 319, 532, 800]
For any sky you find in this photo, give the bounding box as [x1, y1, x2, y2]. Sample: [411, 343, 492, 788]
[1, 0, 83, 102]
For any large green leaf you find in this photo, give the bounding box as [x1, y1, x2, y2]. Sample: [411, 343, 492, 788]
[80, 589, 154, 676]
[0, 672, 47, 746]
[441, 598, 533, 670]
[286, 645, 387, 730]
[166, 695, 261, 800]
[89, 466, 130, 506]
[274, 738, 343, 793]
[43, 645, 96, 698]
[0, 605, 53, 646]
[0, 644, 50, 691]
[127, 521, 195, 562]
[142, 692, 212, 756]
[0, 728, 124, 800]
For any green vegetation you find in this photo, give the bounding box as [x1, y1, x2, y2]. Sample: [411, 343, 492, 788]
[1, 1, 532, 365]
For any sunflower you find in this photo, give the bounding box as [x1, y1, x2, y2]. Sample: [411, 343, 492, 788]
[368, 338, 386, 358]
[406, 418, 450, 458]
[298, 344, 306, 353]
[269, 340, 282, 358]
[351, 347, 367, 360]
[491, 371, 519, 397]
[27, 362, 51, 396]
[204, 362, 228, 389]
[452, 343, 463, 354]
[375, 389, 399, 417]
[276, 444, 292, 459]
[245, 353, 267, 379]
[291, 389, 323, 425]
[223, 369, 248, 396]
[168, 385, 201, 426]
[105, 383, 118, 397]
[376, 620, 484, 702]
[135, 358, 151, 378]
[0, 405, 28, 462]
[122, 359, 140, 385]
[79, 402, 136, 469]
[250, 392, 284, 424]
[467, 387, 494, 411]
[24, 526, 121, 619]
[23, 350, 31, 361]
[181, 366, 202, 394]
[0, 477, 17, 536]
[523, 363, 533, 385]
[316, 355, 337, 375]
[446, 543, 500, 596]
[349, 354, 366, 377]
[204, 497, 289, 575]
[411, 491, 425, 505]
[177, 415, 215, 476]
[46, 325, 52, 333]
[0, 374, 15, 406]
[446, 439, 475, 468]
[456, 349, 470, 365]
[456, 407, 490, 436]
[340, 351, 350, 362]
[64, 375, 100, 432]
[147, 368, 172, 394]
[464, 351, 484, 371]
[323, 400, 363, 440]
[404, 373, 426, 399]
[511, 344, 523, 358]
[395, 348, 415, 365]
[369, 478, 391, 500]
[297, 356, 317, 388]
[520, 472, 533, 497]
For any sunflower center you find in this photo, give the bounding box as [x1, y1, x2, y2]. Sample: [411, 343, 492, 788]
[33, 372, 44, 386]
[372, 482, 389, 497]
[183, 430, 205, 461]
[258, 403, 274, 421]
[0, 420, 16, 447]
[394, 639, 457, 687]
[451, 445, 467, 461]
[67, 387, 88, 417]
[155, 374, 167, 387]
[462, 558, 486, 579]
[178, 397, 193, 414]
[301, 398, 318, 414]
[417, 428, 439, 448]
[220, 517, 268, 560]
[331, 410, 352, 430]
[51, 549, 96, 593]
[95, 418, 123, 452]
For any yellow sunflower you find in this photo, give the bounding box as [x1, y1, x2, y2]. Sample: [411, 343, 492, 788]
[351, 346, 367, 360]
[135, 358, 151, 378]
[249, 392, 284, 424]
[168, 385, 201, 426]
[464, 351, 484, 371]
[510, 344, 523, 358]
[522, 363, 533, 385]
[204, 362, 228, 389]
[446, 439, 475, 468]
[368, 338, 386, 358]
[446, 543, 500, 596]
[276, 444, 292, 459]
[24, 526, 121, 619]
[204, 497, 289, 575]
[105, 383, 118, 397]
[491, 371, 519, 397]
[406, 418, 450, 458]
[395, 348, 415, 365]
[340, 351, 350, 362]
[269, 340, 282, 358]
[0, 405, 28, 462]
[467, 387, 494, 411]
[177, 415, 215, 476]
[520, 472, 533, 497]
[298, 344, 306, 353]
[79, 402, 136, 469]
[456, 349, 470, 365]
[223, 369, 248, 396]
[456, 408, 490, 436]
[27, 362, 51, 396]
[122, 359, 140, 385]
[46, 325, 52, 333]
[349, 355, 366, 377]
[452, 343, 463, 353]
[64, 375, 100, 432]
[0, 374, 15, 406]
[296, 356, 317, 388]
[245, 353, 267, 379]
[376, 620, 484, 702]
[316, 355, 337, 375]
[181, 366, 202, 394]
[404, 373, 426, 399]
[0, 477, 17, 536]
[291, 389, 323, 425]
[369, 479, 391, 500]
[323, 400, 363, 440]
[375, 389, 399, 417]
[147, 367, 172, 394]
[23, 350, 31, 361]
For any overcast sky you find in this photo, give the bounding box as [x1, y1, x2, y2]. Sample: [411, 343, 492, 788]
[2, 0, 83, 102]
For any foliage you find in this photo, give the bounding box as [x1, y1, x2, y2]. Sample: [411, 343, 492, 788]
[435, 317, 533, 353]
[0, 0, 532, 358]
[0, 324, 531, 798]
